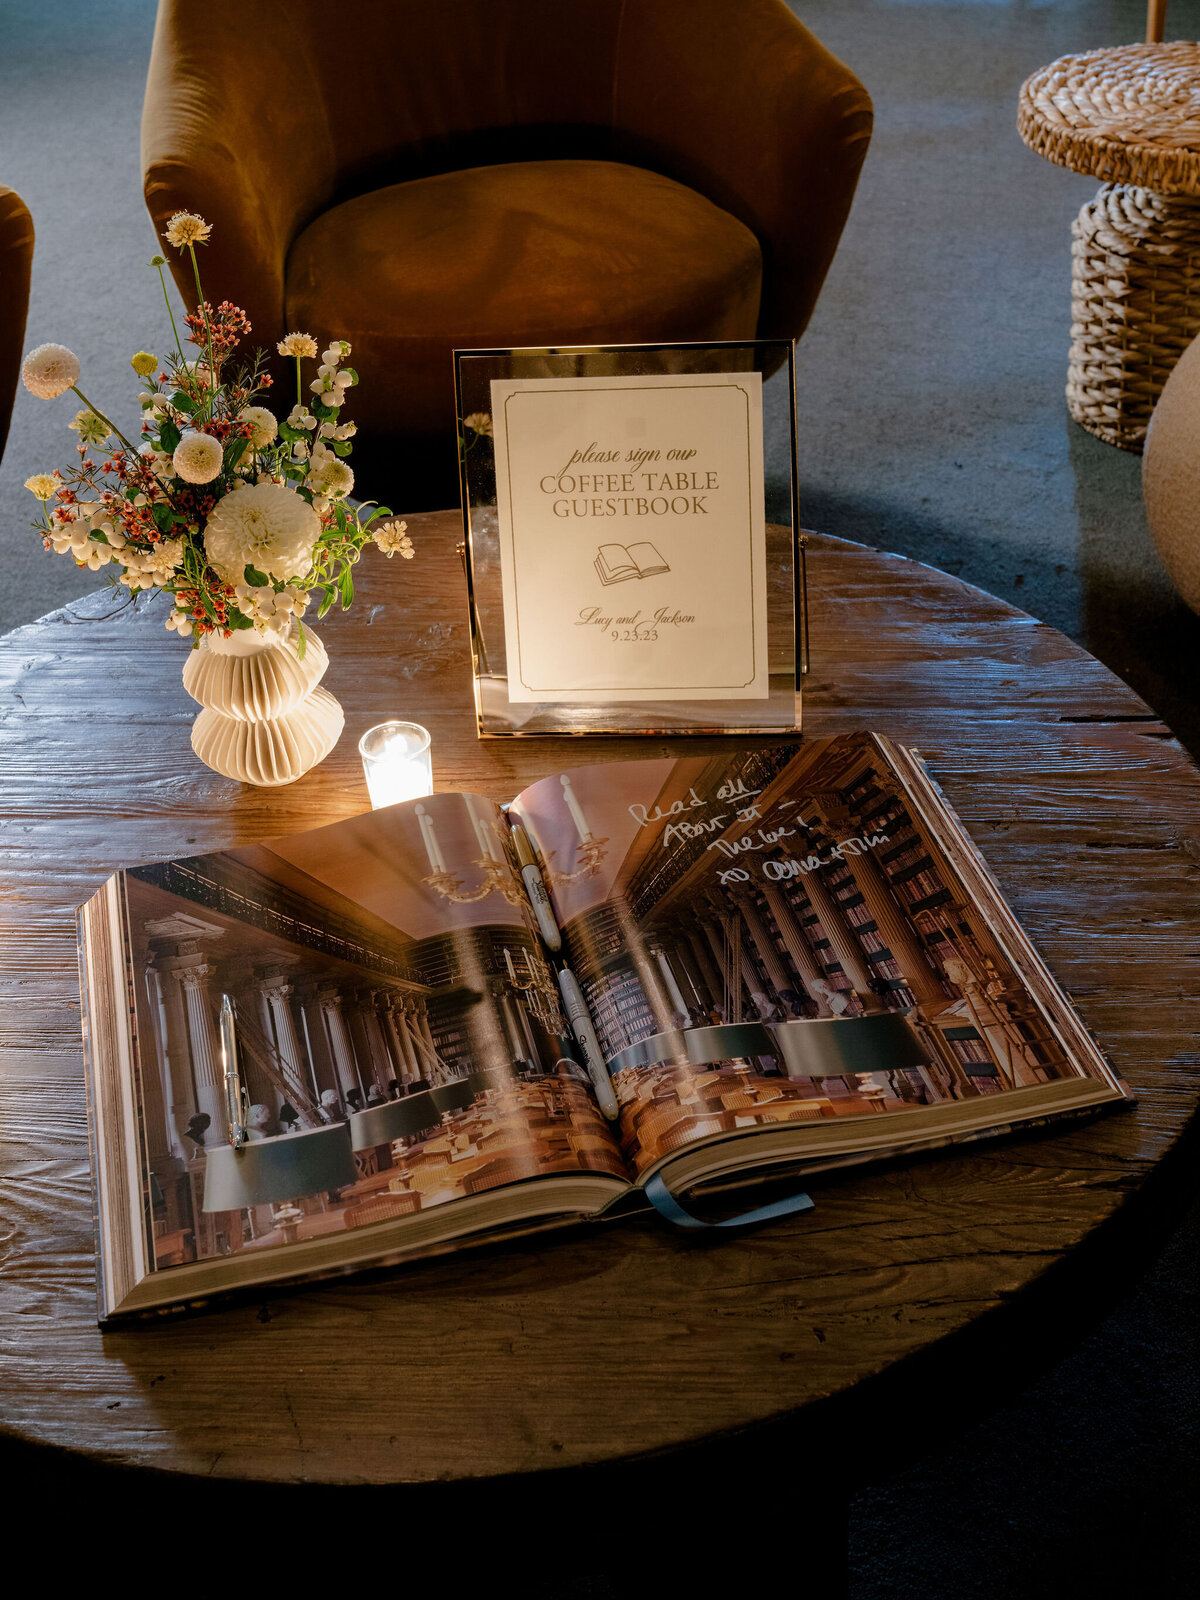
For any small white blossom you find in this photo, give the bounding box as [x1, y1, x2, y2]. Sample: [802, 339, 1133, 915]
[372, 518, 414, 559]
[166, 610, 193, 636]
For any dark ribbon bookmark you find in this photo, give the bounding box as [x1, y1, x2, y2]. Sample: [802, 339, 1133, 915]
[644, 1172, 814, 1231]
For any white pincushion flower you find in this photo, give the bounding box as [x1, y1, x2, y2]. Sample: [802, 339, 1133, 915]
[164, 211, 212, 249]
[239, 405, 278, 449]
[372, 518, 414, 559]
[25, 473, 59, 501]
[172, 430, 224, 484]
[22, 343, 80, 399]
[278, 332, 318, 359]
[204, 481, 321, 583]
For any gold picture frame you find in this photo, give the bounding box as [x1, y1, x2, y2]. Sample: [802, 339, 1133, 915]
[454, 340, 805, 739]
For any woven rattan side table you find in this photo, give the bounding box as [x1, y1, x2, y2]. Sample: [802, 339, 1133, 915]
[1019, 42, 1200, 450]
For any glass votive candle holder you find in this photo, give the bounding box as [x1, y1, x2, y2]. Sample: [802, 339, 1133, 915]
[358, 721, 433, 809]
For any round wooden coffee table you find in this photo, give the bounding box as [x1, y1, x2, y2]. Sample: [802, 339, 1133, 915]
[2, 514, 1198, 1559]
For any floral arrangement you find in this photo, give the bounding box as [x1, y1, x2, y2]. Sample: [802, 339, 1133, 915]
[23, 211, 412, 652]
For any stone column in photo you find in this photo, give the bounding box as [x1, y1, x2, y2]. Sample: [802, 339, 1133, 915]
[737, 895, 800, 1010]
[359, 994, 396, 1092]
[498, 989, 531, 1068]
[650, 944, 691, 1026]
[384, 1001, 418, 1086]
[666, 936, 713, 1015]
[297, 986, 337, 1100]
[816, 797, 947, 1007]
[319, 987, 362, 1099]
[760, 883, 825, 1000]
[684, 927, 725, 1009]
[175, 954, 225, 1136]
[144, 963, 190, 1161]
[790, 870, 881, 1011]
[259, 978, 312, 1109]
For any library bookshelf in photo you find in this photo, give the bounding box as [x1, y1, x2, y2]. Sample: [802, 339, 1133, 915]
[78, 734, 1129, 1319]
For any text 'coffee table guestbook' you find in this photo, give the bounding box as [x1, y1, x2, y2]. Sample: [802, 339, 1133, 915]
[78, 734, 1127, 1321]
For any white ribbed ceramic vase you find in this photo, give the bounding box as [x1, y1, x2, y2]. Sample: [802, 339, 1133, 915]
[182, 624, 344, 786]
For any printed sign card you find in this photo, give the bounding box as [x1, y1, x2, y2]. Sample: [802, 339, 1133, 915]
[455, 341, 801, 738]
[490, 373, 768, 703]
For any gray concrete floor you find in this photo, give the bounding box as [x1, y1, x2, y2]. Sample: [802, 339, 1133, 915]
[0, 0, 1197, 1593]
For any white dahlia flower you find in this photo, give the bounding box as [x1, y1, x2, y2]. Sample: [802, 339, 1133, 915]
[172, 430, 224, 484]
[22, 343, 80, 399]
[239, 405, 278, 449]
[203, 481, 321, 583]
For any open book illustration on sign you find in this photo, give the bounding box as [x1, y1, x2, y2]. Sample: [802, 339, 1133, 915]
[594, 541, 671, 586]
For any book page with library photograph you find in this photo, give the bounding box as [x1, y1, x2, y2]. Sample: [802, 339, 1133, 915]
[510, 734, 1127, 1189]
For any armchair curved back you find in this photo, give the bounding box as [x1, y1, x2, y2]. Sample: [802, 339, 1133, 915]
[143, 0, 870, 353]
[0, 186, 34, 464]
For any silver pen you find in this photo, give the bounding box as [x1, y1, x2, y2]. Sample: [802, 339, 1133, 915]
[220, 994, 247, 1149]
[557, 966, 619, 1121]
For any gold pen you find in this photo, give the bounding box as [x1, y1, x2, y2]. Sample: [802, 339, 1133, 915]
[511, 822, 562, 952]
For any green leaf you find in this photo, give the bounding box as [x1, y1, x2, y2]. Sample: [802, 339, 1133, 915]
[225, 607, 254, 631]
[169, 390, 196, 414]
[90, 530, 110, 545]
[338, 566, 354, 607]
[316, 587, 334, 619]
[342, 368, 358, 384]
[332, 440, 352, 457]
[224, 435, 249, 471]
[242, 564, 270, 587]
[152, 503, 173, 532]
[296, 619, 307, 660]
[311, 398, 336, 421]
[159, 419, 181, 453]
[278, 422, 301, 442]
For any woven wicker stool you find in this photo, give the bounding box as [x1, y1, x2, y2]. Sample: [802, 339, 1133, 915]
[1019, 42, 1200, 450]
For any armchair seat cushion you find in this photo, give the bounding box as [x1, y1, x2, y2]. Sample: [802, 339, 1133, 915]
[284, 159, 762, 441]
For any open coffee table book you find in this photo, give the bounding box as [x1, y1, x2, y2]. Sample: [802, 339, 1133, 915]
[78, 732, 1129, 1321]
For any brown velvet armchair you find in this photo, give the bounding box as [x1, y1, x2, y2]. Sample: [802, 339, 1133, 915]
[0, 186, 34, 464]
[142, 0, 871, 505]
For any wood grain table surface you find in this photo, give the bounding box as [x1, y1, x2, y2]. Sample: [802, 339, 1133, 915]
[2, 511, 1199, 1487]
